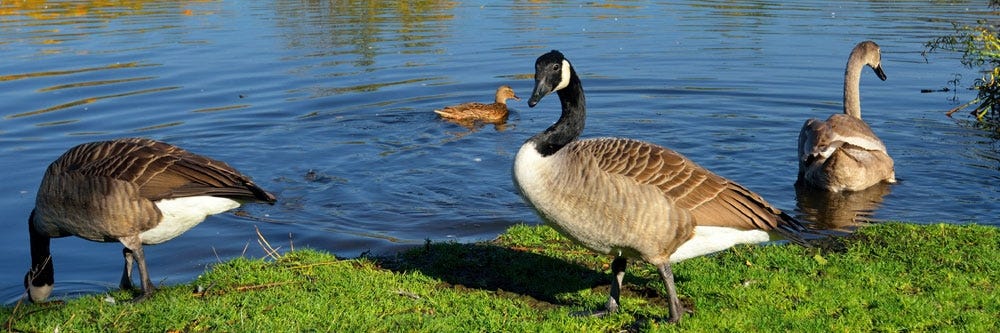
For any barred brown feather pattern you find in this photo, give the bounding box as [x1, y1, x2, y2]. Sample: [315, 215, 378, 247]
[26, 137, 277, 303]
[576, 137, 797, 233]
[515, 50, 807, 321]
[47, 138, 275, 203]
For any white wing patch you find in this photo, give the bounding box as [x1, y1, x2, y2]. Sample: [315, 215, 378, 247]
[671, 226, 771, 263]
[142, 196, 241, 244]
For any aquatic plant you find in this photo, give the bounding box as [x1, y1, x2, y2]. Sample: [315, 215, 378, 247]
[925, 1, 1000, 129]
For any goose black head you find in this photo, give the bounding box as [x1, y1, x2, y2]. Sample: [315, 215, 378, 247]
[529, 50, 574, 107]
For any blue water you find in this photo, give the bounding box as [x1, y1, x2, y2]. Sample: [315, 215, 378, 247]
[1, 0, 997, 303]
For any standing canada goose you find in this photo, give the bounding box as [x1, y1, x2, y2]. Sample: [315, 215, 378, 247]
[434, 85, 520, 124]
[513, 50, 807, 323]
[25, 138, 276, 302]
[798, 41, 895, 192]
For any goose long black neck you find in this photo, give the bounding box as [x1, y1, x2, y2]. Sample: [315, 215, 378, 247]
[25, 210, 54, 292]
[531, 70, 586, 156]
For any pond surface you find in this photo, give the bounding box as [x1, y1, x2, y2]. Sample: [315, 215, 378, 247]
[1, 0, 997, 303]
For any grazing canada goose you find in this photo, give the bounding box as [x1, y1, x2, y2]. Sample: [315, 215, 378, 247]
[24, 138, 276, 302]
[798, 40, 895, 192]
[434, 85, 520, 124]
[513, 50, 807, 323]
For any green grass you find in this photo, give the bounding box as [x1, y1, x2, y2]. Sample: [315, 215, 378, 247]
[4, 223, 999, 332]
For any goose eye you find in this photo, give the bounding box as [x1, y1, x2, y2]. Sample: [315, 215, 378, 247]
[552, 63, 560, 71]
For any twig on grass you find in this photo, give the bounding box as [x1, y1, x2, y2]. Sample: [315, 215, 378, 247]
[256, 226, 283, 260]
[192, 281, 297, 298]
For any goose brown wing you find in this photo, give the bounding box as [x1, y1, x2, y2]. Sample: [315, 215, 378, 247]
[52, 138, 275, 203]
[582, 138, 805, 237]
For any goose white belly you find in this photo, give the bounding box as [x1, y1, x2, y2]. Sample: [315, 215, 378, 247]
[142, 196, 241, 244]
[671, 226, 771, 263]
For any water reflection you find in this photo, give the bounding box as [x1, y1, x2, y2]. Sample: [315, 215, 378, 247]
[690, 1, 777, 18]
[0, 2, 210, 133]
[3, 0, 1000, 304]
[0, 62, 153, 84]
[439, 118, 510, 132]
[0, 0, 198, 21]
[795, 181, 893, 232]
[7, 85, 180, 120]
[272, 0, 456, 89]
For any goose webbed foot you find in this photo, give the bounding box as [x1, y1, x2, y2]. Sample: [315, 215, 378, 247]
[572, 256, 627, 317]
[127, 289, 154, 303]
[570, 298, 620, 317]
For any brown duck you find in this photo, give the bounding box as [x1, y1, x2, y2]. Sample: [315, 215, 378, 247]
[24, 138, 276, 302]
[434, 85, 520, 123]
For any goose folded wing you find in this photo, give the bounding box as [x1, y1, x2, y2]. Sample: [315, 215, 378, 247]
[588, 139, 807, 243]
[66, 139, 272, 203]
[139, 153, 273, 202]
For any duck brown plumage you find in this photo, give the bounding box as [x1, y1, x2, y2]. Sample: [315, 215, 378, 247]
[434, 85, 520, 123]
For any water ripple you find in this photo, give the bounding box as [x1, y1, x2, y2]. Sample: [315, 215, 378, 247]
[1, 0, 999, 301]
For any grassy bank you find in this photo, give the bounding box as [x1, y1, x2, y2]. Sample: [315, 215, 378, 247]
[4, 223, 999, 332]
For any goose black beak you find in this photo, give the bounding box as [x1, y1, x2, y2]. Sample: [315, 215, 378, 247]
[528, 82, 552, 107]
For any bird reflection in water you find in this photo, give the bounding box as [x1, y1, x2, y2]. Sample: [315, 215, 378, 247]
[441, 117, 510, 132]
[794, 181, 893, 233]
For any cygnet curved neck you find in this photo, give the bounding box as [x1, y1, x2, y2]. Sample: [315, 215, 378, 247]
[843, 51, 867, 119]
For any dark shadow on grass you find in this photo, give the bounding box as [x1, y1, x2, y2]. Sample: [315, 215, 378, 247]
[377, 241, 602, 305]
[375, 240, 662, 309]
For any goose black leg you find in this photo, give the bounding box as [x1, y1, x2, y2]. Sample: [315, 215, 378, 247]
[120, 236, 154, 302]
[657, 262, 683, 323]
[120, 248, 135, 290]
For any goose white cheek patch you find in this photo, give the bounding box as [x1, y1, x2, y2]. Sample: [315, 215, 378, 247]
[554, 59, 571, 91]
